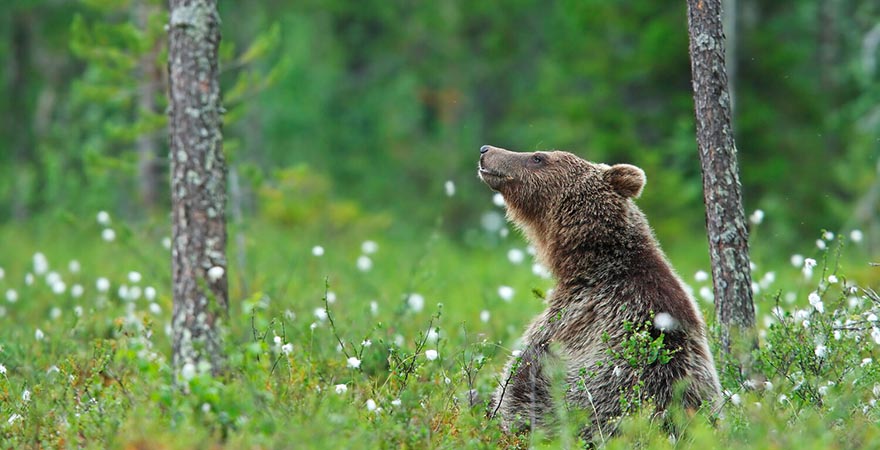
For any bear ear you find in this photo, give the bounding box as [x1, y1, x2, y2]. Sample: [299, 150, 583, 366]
[603, 164, 646, 198]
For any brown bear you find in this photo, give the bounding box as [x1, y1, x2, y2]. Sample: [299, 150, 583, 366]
[478, 145, 721, 441]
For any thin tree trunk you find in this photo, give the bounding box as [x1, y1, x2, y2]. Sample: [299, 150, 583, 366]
[168, 0, 228, 380]
[9, 11, 33, 220]
[136, 0, 161, 210]
[686, 0, 755, 354]
[722, 0, 737, 119]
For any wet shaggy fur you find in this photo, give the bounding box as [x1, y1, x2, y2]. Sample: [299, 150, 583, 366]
[478, 145, 721, 441]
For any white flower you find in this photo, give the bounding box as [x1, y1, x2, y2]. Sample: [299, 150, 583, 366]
[181, 362, 197, 381]
[730, 393, 742, 406]
[425, 349, 438, 361]
[314, 307, 328, 321]
[790, 254, 804, 268]
[35, 328, 44, 341]
[823, 231, 835, 241]
[872, 327, 880, 345]
[101, 228, 116, 242]
[818, 385, 829, 396]
[862, 358, 873, 367]
[850, 230, 863, 243]
[426, 327, 439, 342]
[6, 289, 18, 303]
[128, 271, 142, 283]
[763, 381, 773, 391]
[365, 399, 378, 412]
[370, 301, 379, 316]
[751, 282, 760, 295]
[144, 286, 156, 301]
[804, 258, 817, 269]
[492, 193, 505, 207]
[162, 237, 172, 249]
[50, 307, 61, 320]
[874, 384, 880, 398]
[827, 275, 838, 284]
[7, 413, 21, 425]
[531, 263, 551, 279]
[0, 364, 6, 375]
[391, 398, 401, 407]
[361, 240, 378, 254]
[498, 285, 515, 302]
[694, 270, 709, 282]
[74, 305, 83, 317]
[51, 281, 66, 295]
[480, 310, 490, 323]
[808, 292, 824, 313]
[96, 277, 110, 293]
[68, 260, 81, 273]
[699, 286, 714, 302]
[777, 394, 789, 404]
[281, 343, 293, 355]
[207, 266, 224, 282]
[444, 180, 456, 197]
[71, 284, 84, 298]
[356, 255, 373, 272]
[653, 312, 679, 331]
[311, 245, 324, 257]
[347, 357, 361, 369]
[273, 335, 282, 346]
[149, 303, 161, 315]
[361, 339, 372, 348]
[326, 291, 336, 303]
[816, 239, 827, 250]
[749, 209, 764, 225]
[612, 366, 623, 377]
[22, 390, 30, 402]
[407, 293, 425, 312]
[24, 273, 33, 286]
[334, 384, 347, 394]
[128, 286, 142, 300]
[507, 248, 525, 264]
[869, 313, 879, 322]
[814, 344, 827, 358]
[97, 210, 111, 225]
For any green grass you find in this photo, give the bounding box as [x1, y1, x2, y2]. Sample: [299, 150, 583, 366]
[0, 211, 878, 448]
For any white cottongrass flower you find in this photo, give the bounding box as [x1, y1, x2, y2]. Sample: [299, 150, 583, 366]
[314, 307, 328, 321]
[68, 260, 81, 273]
[803, 258, 817, 278]
[128, 271, 142, 283]
[33, 253, 49, 275]
[874, 384, 880, 398]
[862, 358, 873, 367]
[699, 286, 714, 302]
[347, 357, 362, 369]
[814, 344, 827, 358]
[25, 273, 34, 286]
[356, 255, 373, 272]
[480, 310, 490, 323]
[128, 286, 142, 301]
[730, 393, 742, 406]
[326, 291, 336, 303]
[818, 385, 829, 396]
[281, 343, 293, 355]
[444, 180, 456, 197]
[869, 313, 879, 322]
[6, 289, 18, 303]
[207, 266, 224, 282]
[74, 305, 83, 317]
[97, 210, 111, 225]
[101, 228, 116, 242]
[751, 282, 760, 295]
[361, 240, 378, 254]
[71, 284, 84, 298]
[653, 312, 679, 331]
[407, 293, 425, 312]
[425, 349, 439, 361]
[149, 303, 161, 315]
[22, 390, 31, 402]
[35, 328, 45, 341]
[790, 254, 804, 268]
[0, 267, 4, 280]
[50, 307, 61, 320]
[366, 399, 378, 412]
[763, 381, 774, 391]
[850, 230, 863, 243]
[760, 271, 776, 288]
[0, 364, 6, 375]
[426, 327, 439, 342]
[7, 413, 22, 425]
[311, 245, 325, 256]
[827, 275, 838, 284]
[361, 339, 372, 348]
[273, 335, 282, 346]
[370, 301, 379, 316]
[144, 286, 156, 301]
[872, 328, 880, 345]
[498, 286, 515, 302]
[492, 193, 505, 207]
[391, 398, 401, 407]
[334, 384, 348, 394]
[531, 263, 551, 279]
[823, 231, 835, 241]
[816, 239, 827, 250]
[777, 394, 789, 404]
[96, 277, 110, 293]
[162, 237, 172, 249]
[181, 362, 197, 381]
[507, 248, 525, 264]
[694, 270, 709, 282]
[749, 209, 764, 225]
[808, 292, 824, 313]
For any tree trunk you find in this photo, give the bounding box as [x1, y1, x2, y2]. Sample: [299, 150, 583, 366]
[686, 0, 755, 354]
[167, 0, 228, 380]
[136, 0, 162, 211]
[9, 11, 34, 220]
[722, 0, 737, 119]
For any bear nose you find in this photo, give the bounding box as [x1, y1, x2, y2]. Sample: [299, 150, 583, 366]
[480, 145, 491, 154]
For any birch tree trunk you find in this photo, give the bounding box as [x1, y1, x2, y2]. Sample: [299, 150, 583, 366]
[686, 0, 755, 354]
[167, 0, 228, 379]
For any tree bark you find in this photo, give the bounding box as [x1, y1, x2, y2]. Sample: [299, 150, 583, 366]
[686, 0, 755, 353]
[167, 0, 228, 379]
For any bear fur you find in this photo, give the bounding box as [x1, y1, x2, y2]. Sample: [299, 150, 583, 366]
[478, 145, 721, 441]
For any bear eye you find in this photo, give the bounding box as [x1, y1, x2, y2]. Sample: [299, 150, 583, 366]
[530, 154, 546, 166]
